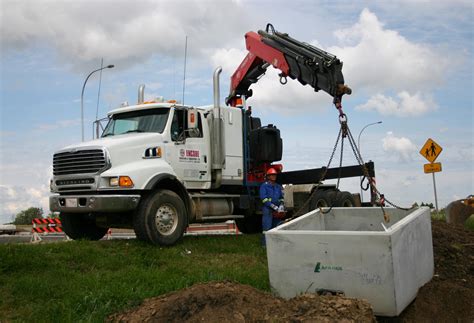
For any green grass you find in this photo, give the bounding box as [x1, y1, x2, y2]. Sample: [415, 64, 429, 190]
[431, 209, 474, 231]
[465, 214, 474, 231]
[431, 209, 446, 221]
[0, 235, 268, 322]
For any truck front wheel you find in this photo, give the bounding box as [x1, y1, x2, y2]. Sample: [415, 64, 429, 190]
[60, 213, 108, 240]
[134, 189, 187, 246]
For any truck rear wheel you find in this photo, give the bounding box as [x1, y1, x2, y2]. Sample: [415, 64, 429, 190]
[309, 190, 332, 210]
[134, 189, 187, 246]
[60, 213, 108, 240]
[335, 191, 356, 207]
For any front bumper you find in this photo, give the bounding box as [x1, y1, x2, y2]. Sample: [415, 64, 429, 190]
[50, 195, 141, 213]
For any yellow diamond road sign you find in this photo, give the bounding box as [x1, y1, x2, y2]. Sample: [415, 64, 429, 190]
[424, 162, 442, 174]
[420, 138, 442, 163]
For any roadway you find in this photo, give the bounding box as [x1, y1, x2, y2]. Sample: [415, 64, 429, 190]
[0, 223, 240, 245]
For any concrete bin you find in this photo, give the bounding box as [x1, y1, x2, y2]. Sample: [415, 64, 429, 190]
[265, 207, 434, 316]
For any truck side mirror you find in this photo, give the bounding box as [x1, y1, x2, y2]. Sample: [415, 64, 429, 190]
[187, 108, 200, 137]
[188, 108, 198, 129]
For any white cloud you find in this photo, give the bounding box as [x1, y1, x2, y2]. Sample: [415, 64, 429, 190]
[402, 175, 418, 186]
[0, 142, 54, 223]
[208, 8, 450, 115]
[457, 145, 474, 162]
[2, 0, 249, 69]
[382, 131, 417, 162]
[0, 184, 50, 223]
[398, 0, 471, 5]
[328, 8, 449, 94]
[248, 69, 333, 114]
[210, 47, 247, 76]
[146, 82, 163, 91]
[37, 119, 81, 131]
[355, 91, 436, 117]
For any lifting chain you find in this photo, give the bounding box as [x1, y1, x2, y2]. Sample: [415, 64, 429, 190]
[344, 125, 414, 212]
[290, 126, 343, 219]
[287, 104, 414, 222]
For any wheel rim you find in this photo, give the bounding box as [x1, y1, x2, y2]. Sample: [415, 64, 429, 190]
[316, 199, 329, 208]
[155, 204, 178, 236]
[341, 199, 354, 207]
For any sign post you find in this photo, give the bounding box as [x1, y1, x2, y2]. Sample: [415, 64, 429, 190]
[431, 172, 438, 212]
[419, 138, 443, 211]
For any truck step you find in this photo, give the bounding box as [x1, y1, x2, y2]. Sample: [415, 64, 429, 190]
[201, 215, 244, 221]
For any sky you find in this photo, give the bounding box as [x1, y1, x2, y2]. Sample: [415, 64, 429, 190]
[0, 0, 473, 224]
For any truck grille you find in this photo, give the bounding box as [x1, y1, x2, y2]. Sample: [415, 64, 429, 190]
[53, 149, 107, 176]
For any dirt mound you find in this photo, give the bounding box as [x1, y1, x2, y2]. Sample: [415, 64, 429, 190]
[109, 220, 473, 322]
[445, 199, 474, 225]
[108, 281, 375, 322]
[392, 220, 474, 322]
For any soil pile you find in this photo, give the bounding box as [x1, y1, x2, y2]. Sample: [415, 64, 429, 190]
[109, 220, 473, 322]
[108, 281, 375, 322]
[392, 220, 474, 322]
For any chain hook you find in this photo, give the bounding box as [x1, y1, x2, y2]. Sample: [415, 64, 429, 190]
[339, 115, 348, 138]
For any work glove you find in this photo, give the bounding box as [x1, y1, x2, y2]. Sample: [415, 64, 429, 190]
[270, 204, 279, 211]
[278, 205, 285, 213]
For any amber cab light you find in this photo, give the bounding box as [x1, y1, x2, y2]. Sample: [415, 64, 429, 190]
[119, 176, 134, 188]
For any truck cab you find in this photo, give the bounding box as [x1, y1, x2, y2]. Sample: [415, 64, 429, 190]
[50, 70, 254, 245]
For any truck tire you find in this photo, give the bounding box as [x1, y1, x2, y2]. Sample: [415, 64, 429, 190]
[60, 213, 108, 240]
[309, 190, 332, 210]
[134, 189, 187, 246]
[236, 215, 262, 234]
[325, 190, 338, 206]
[335, 191, 356, 207]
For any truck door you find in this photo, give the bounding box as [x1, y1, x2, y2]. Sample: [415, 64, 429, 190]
[166, 108, 211, 189]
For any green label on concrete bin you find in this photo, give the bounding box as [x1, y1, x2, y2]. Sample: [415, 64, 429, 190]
[314, 262, 343, 272]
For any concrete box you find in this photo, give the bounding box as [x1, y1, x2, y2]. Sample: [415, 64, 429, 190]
[265, 207, 434, 316]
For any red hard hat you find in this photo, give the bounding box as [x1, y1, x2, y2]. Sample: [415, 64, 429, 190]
[266, 168, 277, 175]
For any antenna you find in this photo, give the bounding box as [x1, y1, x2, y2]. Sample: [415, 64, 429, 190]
[173, 56, 176, 99]
[182, 35, 188, 106]
[95, 58, 104, 121]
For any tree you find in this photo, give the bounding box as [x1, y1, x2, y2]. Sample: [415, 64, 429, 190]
[13, 207, 44, 225]
[420, 202, 434, 209]
[47, 212, 60, 219]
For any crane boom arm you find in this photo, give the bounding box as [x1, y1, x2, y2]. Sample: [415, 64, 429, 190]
[226, 24, 351, 107]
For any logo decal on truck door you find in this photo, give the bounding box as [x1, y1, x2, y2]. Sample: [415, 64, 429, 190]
[179, 149, 201, 163]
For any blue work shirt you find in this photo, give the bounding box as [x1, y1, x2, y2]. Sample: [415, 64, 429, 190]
[260, 181, 284, 209]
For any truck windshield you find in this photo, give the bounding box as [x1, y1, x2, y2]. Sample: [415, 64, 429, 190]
[102, 108, 170, 137]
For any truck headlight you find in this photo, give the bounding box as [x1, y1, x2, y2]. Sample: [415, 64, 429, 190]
[109, 176, 134, 188]
[109, 177, 119, 186]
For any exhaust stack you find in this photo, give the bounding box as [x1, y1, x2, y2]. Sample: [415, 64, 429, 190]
[211, 67, 225, 188]
[138, 84, 145, 104]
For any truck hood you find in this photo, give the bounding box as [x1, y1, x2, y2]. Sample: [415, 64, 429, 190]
[60, 133, 166, 167]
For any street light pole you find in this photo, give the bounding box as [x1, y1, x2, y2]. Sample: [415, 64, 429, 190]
[357, 121, 382, 202]
[81, 64, 114, 142]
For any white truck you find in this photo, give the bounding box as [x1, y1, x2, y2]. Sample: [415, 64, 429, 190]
[0, 224, 17, 235]
[50, 25, 377, 245]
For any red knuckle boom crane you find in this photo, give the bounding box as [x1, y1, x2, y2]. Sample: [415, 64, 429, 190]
[226, 23, 352, 111]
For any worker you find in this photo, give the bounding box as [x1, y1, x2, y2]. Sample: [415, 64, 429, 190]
[260, 168, 285, 246]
